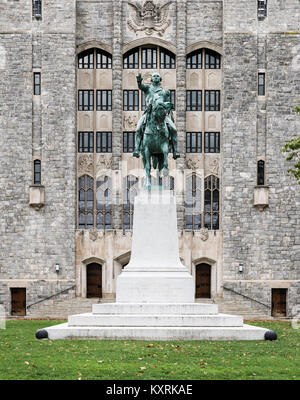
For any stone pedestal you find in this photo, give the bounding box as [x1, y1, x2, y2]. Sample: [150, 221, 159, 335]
[117, 190, 194, 303]
[38, 189, 275, 341]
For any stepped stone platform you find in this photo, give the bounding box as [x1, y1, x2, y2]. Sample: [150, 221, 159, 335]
[37, 190, 276, 341]
[39, 302, 272, 341]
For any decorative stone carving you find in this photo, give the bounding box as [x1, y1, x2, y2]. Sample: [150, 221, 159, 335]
[89, 228, 98, 241]
[96, 154, 113, 172]
[199, 228, 209, 241]
[208, 158, 219, 175]
[186, 158, 200, 170]
[123, 114, 138, 130]
[127, 1, 172, 37]
[78, 155, 93, 175]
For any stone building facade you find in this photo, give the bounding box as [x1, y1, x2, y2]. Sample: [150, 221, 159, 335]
[0, 0, 299, 318]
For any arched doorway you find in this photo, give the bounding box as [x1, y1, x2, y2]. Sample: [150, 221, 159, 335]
[195, 263, 211, 298]
[86, 263, 102, 298]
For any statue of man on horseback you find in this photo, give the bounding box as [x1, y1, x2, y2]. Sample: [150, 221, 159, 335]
[133, 72, 180, 188]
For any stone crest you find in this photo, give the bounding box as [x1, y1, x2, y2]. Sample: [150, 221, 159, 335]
[197, 228, 209, 241]
[208, 158, 219, 175]
[123, 114, 138, 130]
[127, 1, 172, 37]
[96, 154, 112, 172]
[186, 158, 200, 170]
[89, 228, 98, 241]
[78, 154, 93, 175]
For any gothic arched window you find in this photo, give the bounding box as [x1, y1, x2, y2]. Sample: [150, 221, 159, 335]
[204, 175, 219, 230]
[185, 174, 201, 230]
[123, 46, 176, 69]
[78, 175, 94, 229]
[96, 176, 112, 229]
[78, 48, 112, 69]
[78, 49, 94, 69]
[186, 50, 202, 69]
[123, 175, 139, 231]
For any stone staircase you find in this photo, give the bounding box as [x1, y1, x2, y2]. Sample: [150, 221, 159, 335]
[26, 296, 112, 319]
[195, 298, 271, 320]
[25, 294, 272, 320]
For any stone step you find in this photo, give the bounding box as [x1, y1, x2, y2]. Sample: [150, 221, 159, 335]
[92, 302, 218, 315]
[68, 312, 243, 327]
[43, 322, 270, 341]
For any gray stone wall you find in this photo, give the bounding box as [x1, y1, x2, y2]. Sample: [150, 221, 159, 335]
[222, 0, 300, 311]
[0, 1, 77, 314]
[187, 0, 223, 48]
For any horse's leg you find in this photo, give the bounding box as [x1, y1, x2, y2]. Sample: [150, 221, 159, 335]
[162, 142, 169, 177]
[144, 146, 151, 189]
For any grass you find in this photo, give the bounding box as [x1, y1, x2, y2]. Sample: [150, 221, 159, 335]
[0, 320, 299, 380]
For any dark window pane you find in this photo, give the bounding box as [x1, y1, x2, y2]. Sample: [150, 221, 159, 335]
[123, 49, 139, 69]
[78, 90, 94, 111]
[187, 50, 202, 69]
[96, 49, 112, 69]
[78, 49, 94, 69]
[160, 48, 175, 69]
[258, 73, 265, 96]
[257, 160, 265, 185]
[33, 72, 41, 95]
[123, 132, 135, 152]
[205, 49, 220, 69]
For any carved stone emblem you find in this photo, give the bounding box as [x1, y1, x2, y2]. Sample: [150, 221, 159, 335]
[186, 158, 200, 170]
[208, 158, 219, 175]
[96, 154, 113, 172]
[89, 228, 98, 241]
[127, 1, 172, 37]
[78, 154, 93, 175]
[199, 228, 209, 241]
[124, 114, 138, 130]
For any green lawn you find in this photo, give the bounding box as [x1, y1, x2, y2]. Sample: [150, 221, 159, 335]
[0, 320, 299, 380]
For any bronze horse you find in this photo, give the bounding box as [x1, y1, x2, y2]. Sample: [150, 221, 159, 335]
[141, 97, 173, 188]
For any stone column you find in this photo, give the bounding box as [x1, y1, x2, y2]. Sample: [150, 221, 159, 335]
[175, 0, 187, 230]
[112, 0, 123, 230]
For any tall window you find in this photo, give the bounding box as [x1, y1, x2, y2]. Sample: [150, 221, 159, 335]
[123, 46, 176, 69]
[123, 49, 139, 69]
[96, 176, 112, 229]
[78, 175, 94, 230]
[141, 48, 157, 69]
[32, 0, 42, 19]
[78, 90, 94, 111]
[186, 50, 202, 69]
[78, 132, 94, 153]
[78, 48, 112, 69]
[123, 90, 139, 111]
[204, 175, 219, 230]
[78, 49, 94, 69]
[205, 132, 220, 153]
[205, 50, 220, 69]
[170, 90, 176, 110]
[96, 49, 112, 69]
[123, 132, 135, 153]
[160, 48, 176, 69]
[97, 132, 112, 153]
[258, 0, 267, 19]
[258, 73, 265, 96]
[186, 132, 202, 153]
[96, 90, 112, 111]
[185, 174, 201, 230]
[123, 175, 139, 231]
[205, 90, 220, 111]
[33, 72, 41, 95]
[186, 90, 202, 111]
[257, 160, 265, 185]
[33, 160, 41, 184]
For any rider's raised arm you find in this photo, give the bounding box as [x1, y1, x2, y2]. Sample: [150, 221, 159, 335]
[136, 74, 150, 93]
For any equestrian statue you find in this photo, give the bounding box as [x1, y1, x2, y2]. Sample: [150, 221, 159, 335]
[133, 72, 180, 188]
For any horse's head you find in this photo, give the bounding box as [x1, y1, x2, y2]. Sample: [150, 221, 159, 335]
[152, 99, 172, 123]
